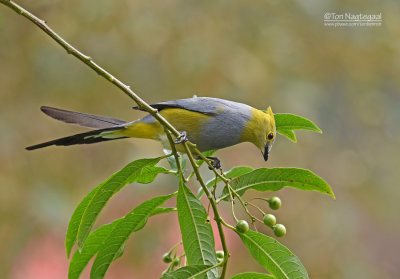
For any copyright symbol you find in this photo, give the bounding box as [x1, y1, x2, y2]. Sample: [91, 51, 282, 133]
[324, 13, 331, 20]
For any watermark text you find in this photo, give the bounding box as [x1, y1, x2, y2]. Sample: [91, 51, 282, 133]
[324, 12, 382, 27]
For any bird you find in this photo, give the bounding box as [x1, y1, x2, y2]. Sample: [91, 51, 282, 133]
[26, 97, 276, 167]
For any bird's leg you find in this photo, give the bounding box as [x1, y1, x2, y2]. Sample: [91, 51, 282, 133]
[174, 131, 188, 144]
[207, 156, 221, 170]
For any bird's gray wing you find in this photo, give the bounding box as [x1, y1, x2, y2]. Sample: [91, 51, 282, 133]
[133, 97, 243, 115]
[41, 106, 127, 129]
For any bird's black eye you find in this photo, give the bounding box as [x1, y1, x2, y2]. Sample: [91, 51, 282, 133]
[268, 132, 274, 140]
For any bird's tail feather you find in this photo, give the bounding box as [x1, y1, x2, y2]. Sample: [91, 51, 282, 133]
[40, 106, 127, 129]
[25, 126, 127, 150]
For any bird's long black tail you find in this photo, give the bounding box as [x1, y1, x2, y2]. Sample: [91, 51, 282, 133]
[26, 106, 129, 150]
[26, 126, 127, 150]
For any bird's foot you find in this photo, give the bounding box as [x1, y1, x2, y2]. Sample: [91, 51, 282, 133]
[175, 131, 188, 144]
[207, 156, 221, 170]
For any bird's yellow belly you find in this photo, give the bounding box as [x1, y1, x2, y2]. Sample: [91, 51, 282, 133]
[114, 108, 211, 151]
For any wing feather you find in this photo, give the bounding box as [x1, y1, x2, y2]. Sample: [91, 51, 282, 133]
[41, 106, 127, 129]
[132, 97, 225, 115]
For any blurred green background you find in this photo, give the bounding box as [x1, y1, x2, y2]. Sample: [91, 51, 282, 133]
[1, 0, 399, 278]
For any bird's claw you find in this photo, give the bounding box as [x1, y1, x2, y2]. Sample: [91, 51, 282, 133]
[175, 131, 188, 144]
[207, 157, 221, 170]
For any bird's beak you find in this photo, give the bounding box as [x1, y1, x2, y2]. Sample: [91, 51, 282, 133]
[263, 142, 269, 161]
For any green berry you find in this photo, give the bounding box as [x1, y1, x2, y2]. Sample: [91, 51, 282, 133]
[263, 214, 276, 227]
[216, 250, 224, 259]
[273, 224, 286, 237]
[269, 196, 282, 210]
[162, 253, 172, 263]
[172, 258, 180, 267]
[236, 220, 249, 233]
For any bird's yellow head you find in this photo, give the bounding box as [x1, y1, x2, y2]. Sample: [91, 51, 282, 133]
[263, 106, 276, 161]
[240, 106, 276, 161]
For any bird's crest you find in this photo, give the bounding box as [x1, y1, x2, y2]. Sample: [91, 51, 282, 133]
[266, 106, 275, 126]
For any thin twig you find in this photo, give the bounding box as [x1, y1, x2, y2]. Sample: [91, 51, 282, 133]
[226, 183, 239, 223]
[164, 129, 184, 176]
[192, 147, 230, 183]
[246, 201, 267, 216]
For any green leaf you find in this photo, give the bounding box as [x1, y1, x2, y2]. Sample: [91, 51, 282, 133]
[66, 186, 100, 257]
[219, 168, 335, 201]
[275, 128, 296, 142]
[91, 193, 175, 279]
[200, 150, 217, 157]
[68, 218, 122, 279]
[238, 230, 309, 279]
[274, 113, 322, 142]
[68, 205, 174, 279]
[164, 149, 187, 173]
[161, 265, 213, 279]
[206, 166, 254, 188]
[197, 166, 254, 198]
[230, 272, 275, 279]
[177, 179, 218, 279]
[150, 207, 177, 216]
[75, 157, 169, 250]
